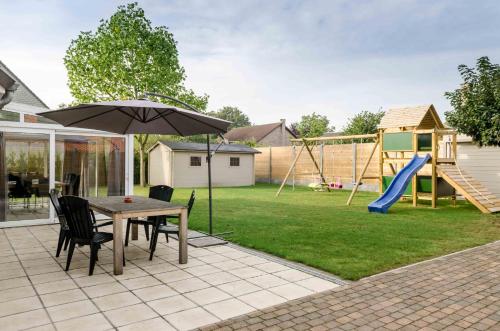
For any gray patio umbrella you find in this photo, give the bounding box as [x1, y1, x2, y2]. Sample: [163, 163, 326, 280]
[39, 99, 230, 135]
[39, 98, 231, 237]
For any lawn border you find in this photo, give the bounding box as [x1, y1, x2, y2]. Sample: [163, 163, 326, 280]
[362, 239, 500, 281]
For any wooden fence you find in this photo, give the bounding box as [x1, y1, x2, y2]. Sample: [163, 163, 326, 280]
[255, 143, 380, 191]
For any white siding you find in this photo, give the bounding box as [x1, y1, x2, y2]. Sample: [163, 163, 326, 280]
[148, 144, 172, 186]
[172, 151, 255, 188]
[456, 143, 500, 197]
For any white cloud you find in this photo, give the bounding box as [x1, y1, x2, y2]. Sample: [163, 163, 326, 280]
[1, 0, 500, 130]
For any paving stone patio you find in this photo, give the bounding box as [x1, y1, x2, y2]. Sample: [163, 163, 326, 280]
[200, 240, 500, 331]
[0, 224, 341, 331]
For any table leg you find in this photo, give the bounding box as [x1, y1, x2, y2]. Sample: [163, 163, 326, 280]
[131, 223, 138, 241]
[113, 214, 124, 275]
[178, 208, 188, 264]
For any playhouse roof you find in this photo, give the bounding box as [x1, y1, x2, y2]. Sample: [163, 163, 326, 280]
[378, 104, 444, 130]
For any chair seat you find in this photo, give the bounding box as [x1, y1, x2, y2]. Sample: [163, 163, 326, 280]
[92, 232, 113, 244]
[157, 224, 179, 233]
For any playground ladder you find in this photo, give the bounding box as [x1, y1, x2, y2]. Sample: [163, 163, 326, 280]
[437, 164, 500, 213]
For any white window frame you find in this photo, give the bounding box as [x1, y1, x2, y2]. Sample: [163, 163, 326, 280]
[230, 156, 240, 167]
[0, 123, 132, 228]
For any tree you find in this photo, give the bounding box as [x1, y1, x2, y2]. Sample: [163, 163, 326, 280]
[343, 109, 384, 135]
[208, 106, 251, 129]
[64, 2, 208, 186]
[445, 56, 500, 147]
[292, 112, 334, 138]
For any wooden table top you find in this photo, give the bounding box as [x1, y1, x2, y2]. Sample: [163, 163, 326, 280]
[87, 196, 185, 214]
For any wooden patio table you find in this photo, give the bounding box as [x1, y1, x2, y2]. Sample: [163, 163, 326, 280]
[87, 195, 188, 275]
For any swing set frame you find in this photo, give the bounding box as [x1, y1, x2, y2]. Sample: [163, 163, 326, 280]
[275, 133, 379, 202]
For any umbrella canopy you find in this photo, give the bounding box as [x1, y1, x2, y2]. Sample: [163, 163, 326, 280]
[39, 99, 231, 135]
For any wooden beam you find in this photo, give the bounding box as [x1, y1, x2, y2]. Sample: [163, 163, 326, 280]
[379, 130, 384, 194]
[412, 131, 418, 207]
[275, 144, 305, 197]
[290, 133, 377, 143]
[431, 131, 438, 208]
[303, 139, 330, 191]
[383, 152, 396, 174]
[347, 139, 379, 205]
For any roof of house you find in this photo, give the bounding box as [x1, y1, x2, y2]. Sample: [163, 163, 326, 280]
[0, 60, 49, 109]
[224, 122, 296, 142]
[378, 104, 444, 129]
[152, 141, 260, 154]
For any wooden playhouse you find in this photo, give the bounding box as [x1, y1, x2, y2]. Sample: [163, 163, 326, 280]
[375, 105, 500, 213]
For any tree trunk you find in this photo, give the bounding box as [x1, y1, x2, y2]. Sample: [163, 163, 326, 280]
[135, 134, 149, 188]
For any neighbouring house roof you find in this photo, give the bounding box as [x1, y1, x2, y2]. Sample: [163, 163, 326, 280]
[378, 104, 444, 130]
[224, 122, 296, 142]
[150, 141, 260, 154]
[0, 60, 49, 109]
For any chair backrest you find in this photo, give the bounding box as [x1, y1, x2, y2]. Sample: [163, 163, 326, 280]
[187, 190, 196, 216]
[59, 196, 94, 241]
[49, 189, 68, 229]
[63, 173, 79, 196]
[149, 185, 174, 202]
[8, 174, 30, 197]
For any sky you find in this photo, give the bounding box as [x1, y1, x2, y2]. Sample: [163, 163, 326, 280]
[1, 0, 499, 130]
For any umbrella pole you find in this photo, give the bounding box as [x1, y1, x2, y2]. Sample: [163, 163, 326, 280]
[206, 134, 213, 235]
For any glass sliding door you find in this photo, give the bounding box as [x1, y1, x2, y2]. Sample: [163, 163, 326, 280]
[55, 135, 125, 198]
[0, 132, 50, 222]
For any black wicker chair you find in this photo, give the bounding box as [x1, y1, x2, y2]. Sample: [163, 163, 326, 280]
[149, 190, 195, 261]
[125, 185, 174, 246]
[59, 195, 124, 275]
[8, 174, 32, 208]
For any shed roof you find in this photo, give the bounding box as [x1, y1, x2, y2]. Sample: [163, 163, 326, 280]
[152, 141, 260, 154]
[378, 104, 444, 129]
[224, 122, 296, 142]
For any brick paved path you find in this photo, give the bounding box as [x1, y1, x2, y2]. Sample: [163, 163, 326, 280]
[200, 241, 500, 330]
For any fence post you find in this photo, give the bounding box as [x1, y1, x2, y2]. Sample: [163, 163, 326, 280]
[320, 143, 324, 178]
[352, 142, 357, 184]
[292, 145, 296, 190]
[268, 146, 272, 184]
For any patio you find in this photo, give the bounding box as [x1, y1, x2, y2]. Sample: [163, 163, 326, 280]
[0, 224, 341, 331]
[202, 240, 500, 330]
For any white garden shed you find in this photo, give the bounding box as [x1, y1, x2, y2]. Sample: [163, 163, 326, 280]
[148, 141, 260, 188]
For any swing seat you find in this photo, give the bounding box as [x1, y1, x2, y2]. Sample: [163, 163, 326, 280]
[308, 183, 326, 191]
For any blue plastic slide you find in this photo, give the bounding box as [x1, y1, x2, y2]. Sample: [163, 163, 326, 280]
[368, 154, 431, 213]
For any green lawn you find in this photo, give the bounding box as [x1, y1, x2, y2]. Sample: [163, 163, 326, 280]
[133, 184, 500, 280]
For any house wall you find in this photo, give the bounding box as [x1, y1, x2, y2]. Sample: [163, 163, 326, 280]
[455, 142, 500, 197]
[148, 144, 172, 186]
[171, 151, 255, 188]
[259, 126, 293, 146]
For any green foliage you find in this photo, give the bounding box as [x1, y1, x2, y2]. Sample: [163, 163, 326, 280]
[208, 106, 251, 129]
[64, 2, 207, 108]
[445, 56, 500, 147]
[292, 112, 334, 138]
[64, 2, 208, 185]
[343, 110, 384, 135]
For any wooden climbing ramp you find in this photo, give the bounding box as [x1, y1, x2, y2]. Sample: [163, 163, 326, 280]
[437, 164, 500, 213]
